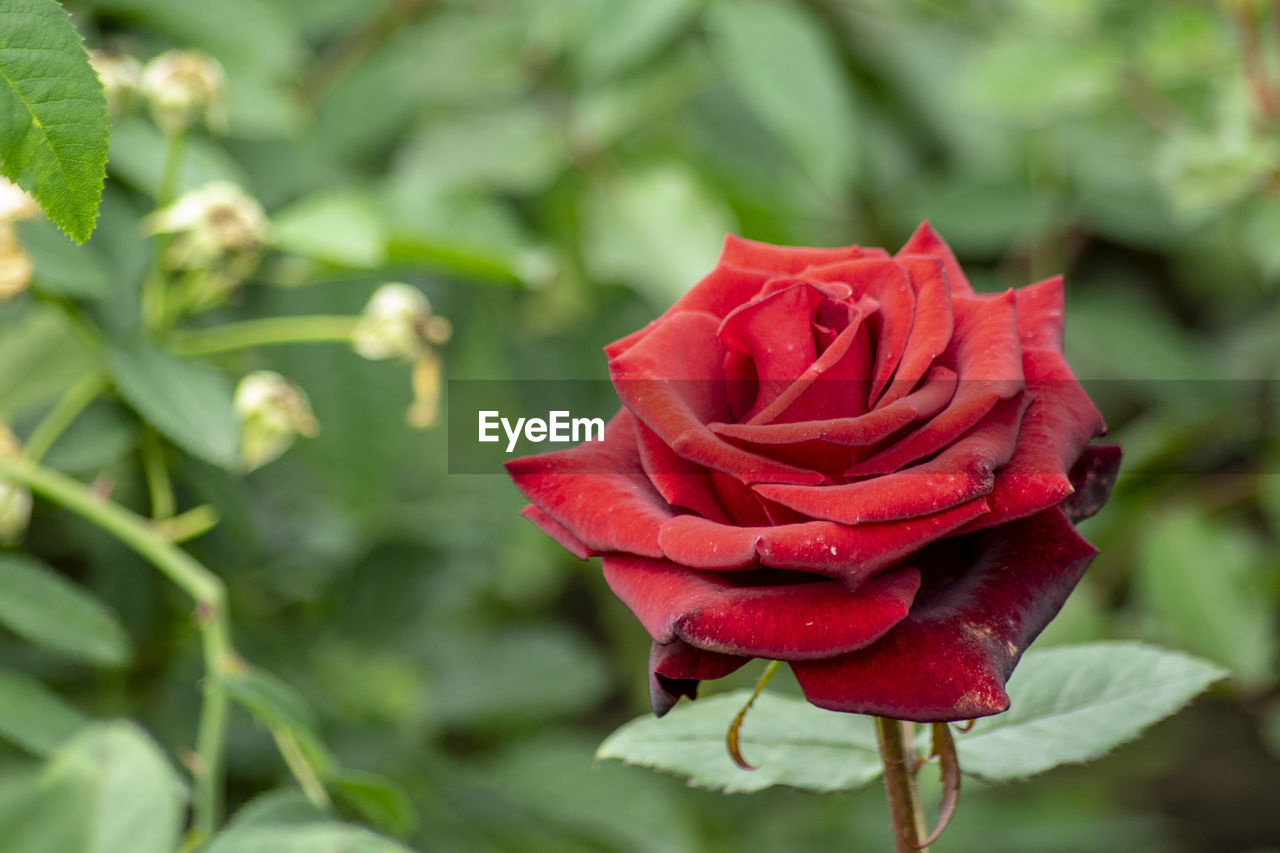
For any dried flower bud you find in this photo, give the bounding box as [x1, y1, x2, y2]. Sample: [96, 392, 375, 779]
[234, 371, 319, 471]
[353, 283, 448, 361]
[0, 425, 30, 545]
[90, 50, 143, 116]
[407, 349, 442, 430]
[0, 224, 33, 301]
[139, 50, 226, 135]
[146, 181, 269, 272]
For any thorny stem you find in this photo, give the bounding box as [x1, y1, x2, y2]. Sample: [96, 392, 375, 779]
[0, 456, 232, 846]
[874, 717, 928, 852]
[141, 429, 176, 520]
[167, 315, 360, 356]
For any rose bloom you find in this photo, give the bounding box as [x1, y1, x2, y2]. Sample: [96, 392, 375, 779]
[507, 223, 1120, 722]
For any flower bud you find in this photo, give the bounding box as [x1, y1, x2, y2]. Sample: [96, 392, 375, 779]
[0, 425, 30, 545]
[139, 50, 226, 135]
[407, 349, 442, 430]
[353, 283, 439, 361]
[0, 224, 33, 301]
[233, 371, 319, 471]
[90, 50, 143, 117]
[0, 179, 40, 223]
[146, 181, 269, 273]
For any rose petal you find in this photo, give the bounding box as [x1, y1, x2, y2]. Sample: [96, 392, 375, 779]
[717, 280, 826, 418]
[657, 498, 990, 586]
[520, 505, 595, 559]
[505, 409, 672, 557]
[954, 348, 1106, 534]
[710, 366, 957, 448]
[721, 233, 889, 274]
[806, 259, 915, 402]
[1014, 275, 1065, 352]
[846, 290, 1023, 477]
[1062, 443, 1122, 523]
[610, 311, 825, 486]
[757, 395, 1029, 525]
[634, 419, 728, 522]
[896, 220, 973, 295]
[648, 638, 750, 717]
[790, 508, 1098, 721]
[603, 556, 920, 659]
[877, 255, 955, 407]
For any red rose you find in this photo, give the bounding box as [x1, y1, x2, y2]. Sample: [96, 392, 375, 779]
[507, 222, 1121, 722]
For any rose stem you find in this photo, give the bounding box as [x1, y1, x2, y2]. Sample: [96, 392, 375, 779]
[874, 716, 928, 852]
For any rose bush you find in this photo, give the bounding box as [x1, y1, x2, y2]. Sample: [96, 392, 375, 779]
[507, 222, 1121, 722]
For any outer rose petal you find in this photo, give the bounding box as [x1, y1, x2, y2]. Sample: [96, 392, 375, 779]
[505, 409, 671, 557]
[1062, 443, 1122, 523]
[790, 508, 1098, 721]
[657, 498, 989, 586]
[603, 556, 920, 659]
[648, 638, 750, 717]
[720, 233, 889, 273]
[896, 220, 974, 295]
[1014, 275, 1066, 352]
[877, 256, 954, 407]
[520, 505, 594, 559]
[610, 310, 824, 485]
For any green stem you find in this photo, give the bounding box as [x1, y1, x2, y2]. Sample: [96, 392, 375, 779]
[167, 316, 360, 356]
[142, 131, 188, 334]
[272, 727, 331, 810]
[874, 717, 928, 853]
[0, 456, 231, 841]
[23, 372, 105, 463]
[141, 430, 176, 520]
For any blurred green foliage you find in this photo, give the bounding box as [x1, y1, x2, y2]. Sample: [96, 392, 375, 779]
[0, 0, 1278, 850]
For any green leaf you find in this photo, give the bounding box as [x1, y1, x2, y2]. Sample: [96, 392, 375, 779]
[0, 721, 185, 853]
[581, 164, 735, 307]
[0, 666, 86, 755]
[326, 770, 417, 839]
[596, 689, 883, 793]
[225, 664, 334, 772]
[707, 0, 857, 186]
[15, 219, 110, 299]
[0, 0, 109, 242]
[1135, 508, 1276, 688]
[573, 0, 700, 81]
[204, 822, 417, 853]
[0, 305, 95, 419]
[272, 190, 386, 268]
[955, 642, 1227, 781]
[105, 343, 239, 469]
[0, 553, 130, 666]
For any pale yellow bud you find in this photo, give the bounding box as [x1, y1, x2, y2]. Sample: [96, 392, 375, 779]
[353, 283, 434, 361]
[407, 348, 442, 430]
[89, 50, 143, 116]
[0, 179, 40, 223]
[139, 50, 226, 135]
[145, 181, 269, 272]
[0, 224, 33, 301]
[234, 371, 319, 471]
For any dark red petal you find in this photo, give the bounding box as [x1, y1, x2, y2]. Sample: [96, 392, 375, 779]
[955, 349, 1105, 534]
[806, 259, 915, 402]
[505, 409, 671, 557]
[757, 395, 1028, 525]
[603, 265, 773, 359]
[717, 280, 826, 418]
[634, 419, 728, 522]
[790, 508, 1098, 721]
[1014, 275, 1065, 352]
[603, 556, 920, 659]
[648, 639, 750, 717]
[520, 505, 595, 559]
[1062, 443, 1122, 523]
[846, 291, 1023, 477]
[710, 366, 956, 448]
[657, 499, 989, 585]
[896, 221, 973, 295]
[877, 256, 955, 407]
[610, 311, 824, 486]
[720, 233, 889, 274]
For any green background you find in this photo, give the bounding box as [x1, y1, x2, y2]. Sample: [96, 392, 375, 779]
[2, 0, 1279, 850]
